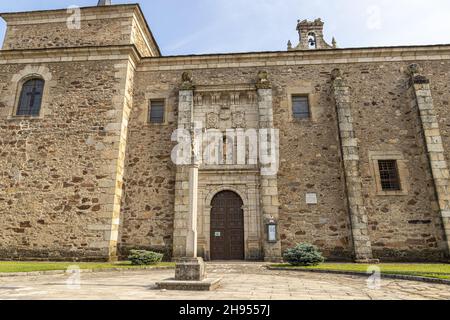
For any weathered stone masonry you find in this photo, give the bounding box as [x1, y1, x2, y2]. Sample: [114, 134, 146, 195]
[0, 4, 157, 261]
[0, 3, 449, 262]
[408, 64, 450, 255]
[331, 69, 373, 261]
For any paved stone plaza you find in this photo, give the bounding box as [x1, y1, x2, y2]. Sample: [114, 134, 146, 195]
[0, 263, 449, 300]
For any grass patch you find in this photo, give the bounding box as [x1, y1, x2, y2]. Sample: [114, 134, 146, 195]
[0, 261, 175, 273]
[270, 263, 450, 280]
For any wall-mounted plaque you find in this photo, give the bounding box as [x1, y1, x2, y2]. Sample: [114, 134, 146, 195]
[306, 193, 318, 205]
[268, 225, 277, 242]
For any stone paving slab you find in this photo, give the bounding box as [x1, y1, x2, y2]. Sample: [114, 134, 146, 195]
[0, 263, 449, 300]
[267, 266, 450, 286]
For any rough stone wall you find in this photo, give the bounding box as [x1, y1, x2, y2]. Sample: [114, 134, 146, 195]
[120, 67, 354, 260]
[118, 71, 178, 258]
[408, 64, 450, 258]
[2, 19, 130, 50]
[131, 18, 153, 57]
[350, 62, 446, 261]
[1, 5, 158, 58]
[268, 66, 353, 260]
[424, 60, 450, 183]
[0, 60, 129, 261]
[123, 60, 450, 261]
[0, 48, 447, 261]
[331, 69, 373, 261]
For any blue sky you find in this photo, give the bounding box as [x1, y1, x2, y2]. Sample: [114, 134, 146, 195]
[0, 0, 449, 55]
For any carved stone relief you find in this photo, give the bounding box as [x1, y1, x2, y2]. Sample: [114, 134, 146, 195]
[232, 111, 246, 128]
[206, 112, 219, 129]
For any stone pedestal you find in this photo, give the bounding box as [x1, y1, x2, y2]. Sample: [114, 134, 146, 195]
[355, 258, 380, 264]
[264, 256, 283, 263]
[156, 257, 221, 291]
[155, 278, 222, 292]
[175, 257, 206, 281]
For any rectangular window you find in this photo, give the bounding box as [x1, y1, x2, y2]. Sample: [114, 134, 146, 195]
[292, 96, 310, 119]
[378, 160, 401, 191]
[149, 100, 165, 124]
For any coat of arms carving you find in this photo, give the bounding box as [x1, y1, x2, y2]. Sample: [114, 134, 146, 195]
[206, 112, 219, 129]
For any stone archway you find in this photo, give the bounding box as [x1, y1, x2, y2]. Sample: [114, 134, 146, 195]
[196, 181, 262, 261]
[210, 190, 245, 260]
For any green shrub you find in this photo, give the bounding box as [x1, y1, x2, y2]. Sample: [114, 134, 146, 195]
[128, 250, 163, 266]
[283, 243, 325, 266]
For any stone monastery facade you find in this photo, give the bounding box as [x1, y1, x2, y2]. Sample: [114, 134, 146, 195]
[0, 2, 450, 263]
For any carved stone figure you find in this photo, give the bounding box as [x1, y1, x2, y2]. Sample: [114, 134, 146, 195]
[408, 64, 429, 84]
[408, 63, 422, 75]
[181, 71, 194, 90]
[331, 68, 342, 80]
[256, 70, 271, 89]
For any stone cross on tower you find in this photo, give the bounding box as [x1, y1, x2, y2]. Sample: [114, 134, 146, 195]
[97, 0, 112, 5]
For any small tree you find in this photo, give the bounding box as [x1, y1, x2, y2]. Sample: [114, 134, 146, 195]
[128, 250, 163, 266]
[283, 243, 325, 266]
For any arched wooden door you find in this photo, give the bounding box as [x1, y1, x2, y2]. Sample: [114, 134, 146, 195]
[210, 191, 245, 260]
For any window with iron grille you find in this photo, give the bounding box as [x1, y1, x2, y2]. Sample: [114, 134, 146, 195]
[292, 96, 310, 119]
[16, 78, 45, 116]
[378, 160, 401, 191]
[149, 100, 165, 124]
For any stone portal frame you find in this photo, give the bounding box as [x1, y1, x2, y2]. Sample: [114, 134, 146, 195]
[5, 65, 54, 120]
[196, 172, 262, 261]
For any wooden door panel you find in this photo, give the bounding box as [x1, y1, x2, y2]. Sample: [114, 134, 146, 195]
[210, 191, 244, 260]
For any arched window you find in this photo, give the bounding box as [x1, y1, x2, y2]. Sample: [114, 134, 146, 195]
[16, 78, 45, 116]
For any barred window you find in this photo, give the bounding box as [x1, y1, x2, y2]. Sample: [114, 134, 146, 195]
[149, 100, 165, 124]
[378, 160, 401, 191]
[292, 96, 310, 119]
[16, 79, 45, 116]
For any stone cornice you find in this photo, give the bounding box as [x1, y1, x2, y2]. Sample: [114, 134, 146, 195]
[1, 43, 450, 72]
[138, 44, 450, 71]
[0, 4, 139, 23]
[0, 45, 142, 67]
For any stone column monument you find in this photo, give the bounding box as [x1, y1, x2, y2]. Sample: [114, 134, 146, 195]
[173, 128, 205, 282]
[156, 72, 221, 291]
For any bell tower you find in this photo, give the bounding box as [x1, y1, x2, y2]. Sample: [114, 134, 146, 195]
[288, 18, 336, 50]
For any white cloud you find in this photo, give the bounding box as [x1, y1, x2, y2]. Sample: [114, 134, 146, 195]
[366, 5, 382, 30]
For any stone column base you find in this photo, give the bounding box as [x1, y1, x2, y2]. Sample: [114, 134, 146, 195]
[108, 255, 119, 263]
[264, 256, 283, 263]
[355, 259, 380, 264]
[175, 257, 206, 281]
[156, 278, 222, 291]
